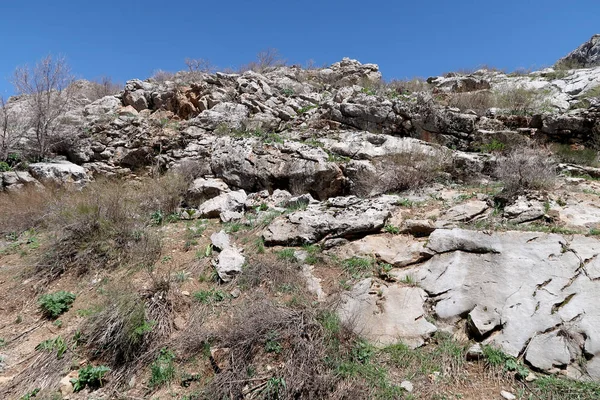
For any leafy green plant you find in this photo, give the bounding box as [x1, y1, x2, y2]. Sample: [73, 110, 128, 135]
[19, 388, 40, 400]
[193, 289, 229, 304]
[36, 336, 68, 359]
[149, 348, 176, 388]
[38, 291, 76, 319]
[479, 139, 506, 153]
[297, 104, 318, 114]
[0, 161, 11, 172]
[150, 210, 164, 225]
[70, 365, 111, 392]
[265, 331, 283, 354]
[383, 224, 400, 234]
[261, 376, 287, 398]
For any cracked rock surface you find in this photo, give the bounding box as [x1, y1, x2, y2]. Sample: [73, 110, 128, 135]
[412, 228, 600, 379]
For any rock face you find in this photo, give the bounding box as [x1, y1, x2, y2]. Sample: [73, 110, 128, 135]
[557, 34, 600, 68]
[414, 228, 600, 379]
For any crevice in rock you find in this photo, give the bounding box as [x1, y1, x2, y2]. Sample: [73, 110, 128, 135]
[551, 293, 576, 314]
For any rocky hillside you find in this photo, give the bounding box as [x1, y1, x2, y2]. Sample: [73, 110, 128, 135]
[1, 37, 600, 399]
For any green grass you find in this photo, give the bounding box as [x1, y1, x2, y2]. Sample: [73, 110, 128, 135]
[302, 244, 322, 265]
[383, 332, 468, 381]
[276, 248, 297, 262]
[342, 257, 375, 279]
[531, 375, 600, 400]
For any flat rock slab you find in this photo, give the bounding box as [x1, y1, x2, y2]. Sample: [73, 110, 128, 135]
[338, 278, 437, 348]
[262, 195, 396, 245]
[331, 234, 433, 267]
[414, 228, 600, 378]
[439, 200, 488, 223]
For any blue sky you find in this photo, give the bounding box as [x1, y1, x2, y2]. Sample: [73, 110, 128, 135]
[1, 1, 598, 96]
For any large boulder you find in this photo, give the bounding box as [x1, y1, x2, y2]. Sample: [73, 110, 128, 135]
[210, 136, 345, 200]
[262, 195, 395, 245]
[338, 278, 437, 348]
[28, 161, 88, 185]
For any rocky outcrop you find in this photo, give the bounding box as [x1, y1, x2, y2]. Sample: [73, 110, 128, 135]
[416, 228, 600, 379]
[262, 195, 397, 245]
[557, 34, 600, 69]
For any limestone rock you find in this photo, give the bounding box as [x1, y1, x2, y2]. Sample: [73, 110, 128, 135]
[186, 177, 230, 207]
[557, 34, 600, 68]
[332, 234, 433, 267]
[197, 189, 247, 219]
[262, 195, 395, 245]
[28, 161, 88, 185]
[338, 278, 436, 348]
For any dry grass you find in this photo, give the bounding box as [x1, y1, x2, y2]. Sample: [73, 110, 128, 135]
[0, 336, 74, 398]
[349, 146, 452, 197]
[189, 299, 338, 399]
[24, 174, 187, 282]
[495, 147, 557, 200]
[83, 279, 175, 389]
[0, 184, 62, 235]
[446, 91, 495, 114]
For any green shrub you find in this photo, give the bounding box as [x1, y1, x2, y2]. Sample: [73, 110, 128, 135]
[70, 365, 111, 392]
[149, 348, 176, 388]
[38, 291, 76, 319]
[0, 161, 11, 172]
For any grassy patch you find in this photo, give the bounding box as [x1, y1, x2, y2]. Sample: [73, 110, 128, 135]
[342, 257, 375, 279]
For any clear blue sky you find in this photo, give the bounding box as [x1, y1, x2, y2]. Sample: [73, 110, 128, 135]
[1, 1, 598, 96]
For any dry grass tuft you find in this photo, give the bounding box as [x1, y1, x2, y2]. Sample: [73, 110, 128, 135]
[194, 300, 337, 399]
[495, 147, 556, 200]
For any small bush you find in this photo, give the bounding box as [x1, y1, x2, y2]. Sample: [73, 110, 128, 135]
[495, 147, 556, 199]
[39, 291, 76, 319]
[494, 85, 548, 116]
[84, 287, 170, 367]
[149, 348, 176, 388]
[70, 365, 111, 392]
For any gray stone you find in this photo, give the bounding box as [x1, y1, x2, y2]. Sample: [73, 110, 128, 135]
[338, 278, 436, 348]
[28, 161, 88, 185]
[213, 247, 245, 282]
[210, 230, 231, 251]
[187, 177, 229, 207]
[197, 189, 247, 219]
[263, 195, 395, 245]
[440, 200, 488, 223]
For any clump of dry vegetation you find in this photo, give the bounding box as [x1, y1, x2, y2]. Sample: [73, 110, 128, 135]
[495, 147, 557, 200]
[348, 145, 452, 197]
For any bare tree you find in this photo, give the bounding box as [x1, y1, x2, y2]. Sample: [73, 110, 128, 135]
[13, 55, 76, 159]
[238, 48, 286, 73]
[0, 96, 27, 161]
[89, 76, 122, 101]
[184, 58, 216, 74]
